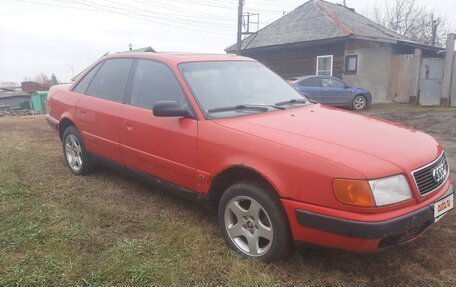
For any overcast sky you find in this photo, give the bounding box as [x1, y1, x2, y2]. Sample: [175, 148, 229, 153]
[1, 0, 455, 84]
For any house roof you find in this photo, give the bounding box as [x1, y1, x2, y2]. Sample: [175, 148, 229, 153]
[0, 91, 30, 99]
[0, 87, 21, 92]
[71, 47, 156, 81]
[226, 0, 439, 52]
[119, 46, 156, 53]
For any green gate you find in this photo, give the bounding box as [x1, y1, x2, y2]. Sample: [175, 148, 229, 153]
[30, 91, 48, 112]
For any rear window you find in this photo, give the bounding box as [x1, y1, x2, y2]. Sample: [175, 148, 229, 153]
[299, 77, 321, 87]
[87, 58, 133, 103]
[72, 63, 102, 94]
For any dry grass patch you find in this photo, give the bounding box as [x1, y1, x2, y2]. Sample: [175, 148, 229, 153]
[0, 111, 455, 286]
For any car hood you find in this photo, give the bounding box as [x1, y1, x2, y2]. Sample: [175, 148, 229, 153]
[213, 104, 441, 178]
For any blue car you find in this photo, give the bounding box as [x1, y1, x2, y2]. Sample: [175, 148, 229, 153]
[290, 75, 372, 110]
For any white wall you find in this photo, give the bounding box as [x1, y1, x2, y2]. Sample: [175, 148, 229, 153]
[343, 42, 393, 102]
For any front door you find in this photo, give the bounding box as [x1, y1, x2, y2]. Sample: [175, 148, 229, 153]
[320, 77, 351, 105]
[120, 59, 198, 191]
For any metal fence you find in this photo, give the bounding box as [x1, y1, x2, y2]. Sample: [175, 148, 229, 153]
[419, 58, 444, 106]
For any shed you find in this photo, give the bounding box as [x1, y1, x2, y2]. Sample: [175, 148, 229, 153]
[0, 91, 31, 110]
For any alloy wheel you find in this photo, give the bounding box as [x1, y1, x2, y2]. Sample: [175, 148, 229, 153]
[353, 96, 366, 110]
[64, 134, 83, 172]
[224, 196, 273, 257]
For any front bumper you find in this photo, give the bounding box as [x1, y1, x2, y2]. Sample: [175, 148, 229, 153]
[283, 182, 453, 252]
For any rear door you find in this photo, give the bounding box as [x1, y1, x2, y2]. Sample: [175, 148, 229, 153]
[320, 77, 351, 105]
[296, 77, 322, 102]
[75, 58, 133, 164]
[120, 59, 198, 191]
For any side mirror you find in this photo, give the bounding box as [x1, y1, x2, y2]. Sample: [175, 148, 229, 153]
[153, 101, 192, 118]
[344, 84, 350, 89]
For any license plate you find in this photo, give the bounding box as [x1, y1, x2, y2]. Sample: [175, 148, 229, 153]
[434, 193, 454, 221]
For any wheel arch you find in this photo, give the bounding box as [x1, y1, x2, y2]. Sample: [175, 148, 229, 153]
[208, 165, 281, 208]
[58, 117, 76, 140]
[353, 93, 366, 99]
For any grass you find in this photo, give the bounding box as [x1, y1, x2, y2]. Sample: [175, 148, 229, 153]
[0, 113, 455, 286]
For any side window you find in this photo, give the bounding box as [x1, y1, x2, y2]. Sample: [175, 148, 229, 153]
[316, 55, 333, 76]
[321, 78, 346, 88]
[87, 58, 133, 103]
[345, 54, 358, 74]
[299, 77, 321, 87]
[72, 63, 102, 94]
[130, 60, 186, 109]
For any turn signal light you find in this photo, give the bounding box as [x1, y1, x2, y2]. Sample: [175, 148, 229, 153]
[333, 179, 375, 207]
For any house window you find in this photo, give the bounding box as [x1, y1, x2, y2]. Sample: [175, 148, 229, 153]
[345, 54, 358, 74]
[316, 55, 333, 76]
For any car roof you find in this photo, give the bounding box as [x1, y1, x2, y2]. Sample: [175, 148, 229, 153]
[100, 52, 255, 65]
[294, 75, 343, 82]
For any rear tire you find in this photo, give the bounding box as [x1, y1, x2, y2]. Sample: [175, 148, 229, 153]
[62, 126, 92, 176]
[352, 95, 367, 110]
[218, 181, 293, 262]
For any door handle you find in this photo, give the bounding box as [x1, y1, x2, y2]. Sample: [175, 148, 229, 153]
[80, 110, 86, 116]
[126, 123, 134, 131]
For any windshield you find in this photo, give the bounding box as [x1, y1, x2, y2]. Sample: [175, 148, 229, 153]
[179, 61, 308, 118]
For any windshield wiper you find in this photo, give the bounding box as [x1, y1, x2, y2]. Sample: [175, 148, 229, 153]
[208, 104, 284, 114]
[275, 98, 309, 106]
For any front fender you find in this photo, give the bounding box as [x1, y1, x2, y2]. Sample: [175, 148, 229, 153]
[196, 120, 363, 208]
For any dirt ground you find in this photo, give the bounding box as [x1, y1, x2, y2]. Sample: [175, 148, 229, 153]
[0, 103, 455, 286]
[364, 103, 456, 175]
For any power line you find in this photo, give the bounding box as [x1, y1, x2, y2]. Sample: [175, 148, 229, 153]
[53, 0, 235, 28]
[129, 0, 235, 18]
[17, 0, 311, 41]
[95, 0, 236, 22]
[16, 0, 236, 35]
[71, 0, 235, 28]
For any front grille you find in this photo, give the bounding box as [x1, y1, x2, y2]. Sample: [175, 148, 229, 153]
[412, 153, 449, 196]
[378, 221, 431, 249]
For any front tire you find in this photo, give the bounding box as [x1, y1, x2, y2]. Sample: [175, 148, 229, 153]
[218, 181, 292, 262]
[62, 126, 92, 176]
[352, 95, 367, 110]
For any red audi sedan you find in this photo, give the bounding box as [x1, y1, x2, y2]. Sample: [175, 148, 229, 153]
[46, 53, 453, 262]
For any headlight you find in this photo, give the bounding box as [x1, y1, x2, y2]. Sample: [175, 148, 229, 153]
[369, 175, 412, 206]
[333, 175, 412, 207]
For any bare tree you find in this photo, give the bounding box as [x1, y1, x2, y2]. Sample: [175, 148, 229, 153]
[50, 73, 59, 85]
[34, 73, 50, 85]
[367, 0, 451, 47]
[22, 73, 59, 85]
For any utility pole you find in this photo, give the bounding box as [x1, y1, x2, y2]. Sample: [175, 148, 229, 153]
[431, 14, 438, 46]
[237, 0, 244, 55]
[441, 33, 455, 106]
